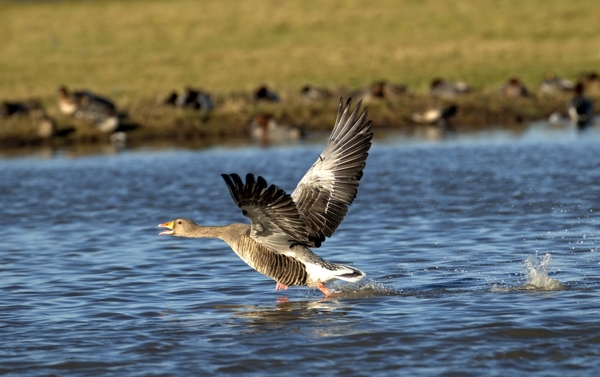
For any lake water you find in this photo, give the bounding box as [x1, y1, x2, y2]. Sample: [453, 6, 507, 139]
[2, 123, 600, 376]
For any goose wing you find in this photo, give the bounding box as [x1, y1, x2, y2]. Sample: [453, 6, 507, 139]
[222, 173, 312, 252]
[291, 98, 373, 247]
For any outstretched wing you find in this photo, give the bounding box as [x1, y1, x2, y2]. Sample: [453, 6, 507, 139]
[221, 173, 312, 251]
[291, 98, 373, 247]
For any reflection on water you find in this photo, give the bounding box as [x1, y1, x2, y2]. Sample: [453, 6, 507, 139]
[1, 121, 600, 376]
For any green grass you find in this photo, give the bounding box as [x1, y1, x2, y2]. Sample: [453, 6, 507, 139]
[2, 0, 598, 98]
[0, 0, 599, 147]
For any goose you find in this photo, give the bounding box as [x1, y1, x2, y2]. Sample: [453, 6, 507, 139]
[158, 98, 373, 297]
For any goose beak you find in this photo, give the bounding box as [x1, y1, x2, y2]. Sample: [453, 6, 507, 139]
[158, 221, 174, 235]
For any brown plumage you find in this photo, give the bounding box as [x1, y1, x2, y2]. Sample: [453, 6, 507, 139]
[159, 98, 373, 296]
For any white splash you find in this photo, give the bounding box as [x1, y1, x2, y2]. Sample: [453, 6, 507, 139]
[521, 253, 565, 291]
[328, 277, 399, 297]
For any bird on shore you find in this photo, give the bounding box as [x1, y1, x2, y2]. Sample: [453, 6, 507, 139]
[539, 72, 573, 94]
[254, 85, 280, 102]
[412, 104, 457, 126]
[250, 113, 303, 145]
[568, 82, 594, 129]
[499, 77, 529, 97]
[58, 86, 120, 133]
[430, 78, 470, 98]
[352, 80, 407, 102]
[164, 87, 213, 111]
[159, 98, 372, 297]
[300, 85, 331, 101]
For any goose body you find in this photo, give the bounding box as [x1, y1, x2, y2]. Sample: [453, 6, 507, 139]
[159, 98, 373, 296]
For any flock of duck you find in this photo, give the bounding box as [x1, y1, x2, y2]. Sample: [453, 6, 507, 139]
[0, 71, 597, 145]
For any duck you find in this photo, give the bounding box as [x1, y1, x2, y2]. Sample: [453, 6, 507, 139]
[300, 85, 331, 101]
[499, 77, 530, 97]
[159, 98, 372, 297]
[353, 80, 407, 102]
[0, 100, 33, 118]
[568, 82, 594, 129]
[412, 104, 458, 127]
[250, 113, 303, 145]
[539, 72, 574, 94]
[58, 86, 116, 115]
[35, 114, 57, 139]
[74, 95, 120, 133]
[58, 86, 120, 132]
[254, 85, 280, 102]
[430, 78, 470, 98]
[164, 87, 214, 111]
[579, 72, 600, 93]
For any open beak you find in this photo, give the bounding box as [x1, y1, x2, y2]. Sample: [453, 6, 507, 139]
[158, 221, 175, 235]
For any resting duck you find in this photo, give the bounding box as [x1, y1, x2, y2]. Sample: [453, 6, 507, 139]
[254, 85, 280, 102]
[250, 114, 303, 145]
[539, 72, 574, 94]
[430, 78, 471, 98]
[499, 77, 529, 97]
[58, 86, 119, 133]
[568, 82, 594, 129]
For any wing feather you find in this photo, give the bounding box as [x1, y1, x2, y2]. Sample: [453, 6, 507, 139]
[291, 98, 373, 247]
[222, 173, 311, 252]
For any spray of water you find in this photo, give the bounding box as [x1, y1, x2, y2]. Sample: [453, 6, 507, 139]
[521, 252, 565, 291]
[329, 277, 399, 297]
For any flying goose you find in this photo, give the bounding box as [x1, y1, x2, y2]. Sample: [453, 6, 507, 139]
[158, 98, 373, 297]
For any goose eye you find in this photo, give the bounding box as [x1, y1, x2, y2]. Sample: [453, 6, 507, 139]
[177, 220, 182, 224]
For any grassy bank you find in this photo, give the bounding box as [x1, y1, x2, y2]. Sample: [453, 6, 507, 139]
[1, 0, 598, 147]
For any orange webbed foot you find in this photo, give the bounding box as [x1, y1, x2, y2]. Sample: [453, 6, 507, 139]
[317, 281, 338, 297]
[275, 282, 289, 291]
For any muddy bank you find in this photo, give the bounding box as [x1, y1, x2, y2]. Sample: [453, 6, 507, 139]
[0, 89, 590, 151]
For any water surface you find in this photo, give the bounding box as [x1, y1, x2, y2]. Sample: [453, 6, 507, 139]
[1, 124, 600, 376]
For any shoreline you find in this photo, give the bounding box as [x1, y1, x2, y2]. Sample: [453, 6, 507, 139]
[0, 88, 593, 152]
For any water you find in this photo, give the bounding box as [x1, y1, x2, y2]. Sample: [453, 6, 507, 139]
[2, 124, 600, 376]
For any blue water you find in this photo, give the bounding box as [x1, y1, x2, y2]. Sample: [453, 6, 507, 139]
[1, 124, 600, 376]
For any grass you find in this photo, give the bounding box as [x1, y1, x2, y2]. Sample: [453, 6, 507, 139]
[1, 0, 599, 147]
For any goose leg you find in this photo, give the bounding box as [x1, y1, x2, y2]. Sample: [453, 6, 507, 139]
[317, 281, 334, 297]
[275, 282, 289, 291]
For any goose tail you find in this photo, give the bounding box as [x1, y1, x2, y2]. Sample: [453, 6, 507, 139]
[333, 264, 366, 282]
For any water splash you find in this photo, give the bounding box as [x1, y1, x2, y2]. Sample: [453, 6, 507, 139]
[329, 277, 399, 297]
[491, 252, 565, 292]
[520, 253, 565, 291]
